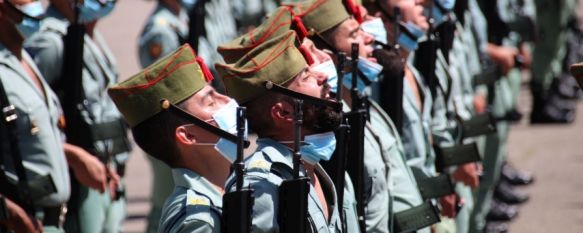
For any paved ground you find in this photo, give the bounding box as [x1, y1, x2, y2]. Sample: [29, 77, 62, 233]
[96, 1, 583, 232]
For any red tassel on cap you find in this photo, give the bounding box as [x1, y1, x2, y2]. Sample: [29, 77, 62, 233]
[195, 56, 214, 82]
[344, 0, 363, 23]
[299, 45, 315, 65]
[292, 16, 309, 41]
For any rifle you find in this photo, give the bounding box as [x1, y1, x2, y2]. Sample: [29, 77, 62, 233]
[263, 81, 341, 233]
[319, 52, 349, 230]
[378, 7, 404, 134]
[415, 0, 439, 102]
[345, 43, 367, 233]
[222, 107, 253, 233]
[187, 0, 207, 50]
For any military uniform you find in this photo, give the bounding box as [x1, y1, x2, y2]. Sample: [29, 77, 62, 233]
[402, 62, 437, 177]
[138, 3, 189, 68]
[0, 44, 70, 232]
[25, 7, 129, 233]
[158, 168, 222, 233]
[216, 21, 344, 230]
[137, 4, 189, 232]
[227, 138, 343, 232]
[108, 44, 223, 233]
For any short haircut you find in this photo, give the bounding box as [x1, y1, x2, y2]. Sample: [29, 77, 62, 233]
[131, 101, 189, 168]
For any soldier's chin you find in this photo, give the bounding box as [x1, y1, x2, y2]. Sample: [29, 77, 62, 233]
[304, 104, 342, 133]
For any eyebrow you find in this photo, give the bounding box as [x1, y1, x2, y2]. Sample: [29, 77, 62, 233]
[201, 88, 213, 104]
[349, 26, 359, 37]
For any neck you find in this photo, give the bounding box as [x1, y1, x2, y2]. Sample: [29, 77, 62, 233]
[182, 149, 230, 193]
[161, 0, 182, 15]
[0, 22, 24, 59]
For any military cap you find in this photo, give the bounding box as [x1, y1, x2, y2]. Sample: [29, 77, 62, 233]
[218, 6, 309, 64]
[289, 0, 360, 34]
[108, 43, 213, 127]
[570, 62, 583, 89]
[216, 31, 308, 104]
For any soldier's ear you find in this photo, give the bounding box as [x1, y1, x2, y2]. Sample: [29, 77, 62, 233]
[270, 101, 294, 123]
[175, 125, 197, 145]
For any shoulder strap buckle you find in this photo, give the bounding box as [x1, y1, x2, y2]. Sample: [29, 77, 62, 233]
[3, 105, 17, 122]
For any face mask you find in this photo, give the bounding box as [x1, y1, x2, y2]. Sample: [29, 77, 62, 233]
[181, 0, 197, 11]
[314, 60, 339, 93]
[436, 0, 456, 11]
[15, 1, 43, 38]
[397, 22, 425, 52]
[78, 0, 115, 24]
[361, 18, 388, 45]
[209, 99, 248, 163]
[300, 131, 336, 165]
[343, 57, 383, 93]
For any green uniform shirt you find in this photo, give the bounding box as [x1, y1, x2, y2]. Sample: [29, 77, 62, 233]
[138, 3, 189, 68]
[25, 7, 129, 164]
[0, 44, 70, 206]
[158, 168, 223, 233]
[342, 100, 390, 233]
[402, 62, 436, 177]
[227, 138, 342, 232]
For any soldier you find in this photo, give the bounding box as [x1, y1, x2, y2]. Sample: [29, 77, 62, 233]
[0, 0, 70, 232]
[24, 0, 131, 232]
[530, 0, 578, 123]
[137, 1, 191, 231]
[109, 44, 239, 233]
[218, 5, 363, 232]
[216, 29, 343, 232]
[288, 0, 394, 232]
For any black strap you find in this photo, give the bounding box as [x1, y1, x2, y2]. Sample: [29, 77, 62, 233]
[0, 80, 31, 204]
[187, 0, 208, 51]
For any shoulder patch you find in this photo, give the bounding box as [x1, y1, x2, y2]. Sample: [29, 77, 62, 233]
[248, 159, 270, 170]
[186, 189, 210, 207]
[155, 17, 168, 27]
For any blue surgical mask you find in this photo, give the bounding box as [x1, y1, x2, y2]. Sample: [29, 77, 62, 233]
[181, 0, 197, 11]
[300, 131, 336, 165]
[313, 60, 339, 93]
[397, 22, 425, 52]
[15, 1, 43, 38]
[209, 99, 248, 163]
[435, 0, 456, 11]
[78, 0, 115, 24]
[361, 18, 388, 45]
[343, 57, 383, 93]
[425, 2, 451, 27]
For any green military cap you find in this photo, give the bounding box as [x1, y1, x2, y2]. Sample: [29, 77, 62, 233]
[289, 0, 351, 34]
[218, 6, 308, 64]
[108, 43, 213, 127]
[570, 62, 583, 89]
[216, 31, 308, 104]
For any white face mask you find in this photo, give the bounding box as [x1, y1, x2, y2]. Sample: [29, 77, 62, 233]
[361, 18, 388, 45]
[300, 131, 337, 165]
[313, 60, 339, 93]
[196, 99, 247, 163]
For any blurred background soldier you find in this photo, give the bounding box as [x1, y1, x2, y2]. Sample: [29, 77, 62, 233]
[0, 0, 70, 232]
[25, 0, 131, 232]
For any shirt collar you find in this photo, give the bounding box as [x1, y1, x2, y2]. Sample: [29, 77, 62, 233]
[172, 168, 223, 207]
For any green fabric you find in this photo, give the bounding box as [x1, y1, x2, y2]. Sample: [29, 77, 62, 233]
[216, 31, 307, 103]
[108, 44, 207, 127]
[145, 155, 175, 233]
[0, 45, 71, 206]
[290, 0, 350, 34]
[64, 184, 127, 233]
[219, 6, 296, 63]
